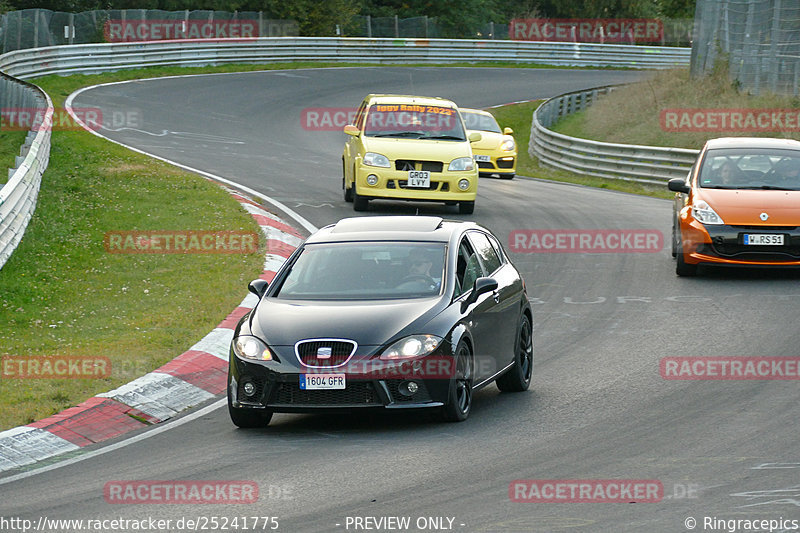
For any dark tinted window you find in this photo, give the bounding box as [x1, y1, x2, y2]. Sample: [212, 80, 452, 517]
[455, 238, 482, 297]
[468, 232, 502, 274]
[274, 242, 445, 300]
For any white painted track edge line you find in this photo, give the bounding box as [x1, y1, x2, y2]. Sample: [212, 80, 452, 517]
[0, 399, 226, 486]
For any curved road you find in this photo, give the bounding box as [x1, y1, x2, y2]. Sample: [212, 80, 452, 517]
[3, 68, 799, 532]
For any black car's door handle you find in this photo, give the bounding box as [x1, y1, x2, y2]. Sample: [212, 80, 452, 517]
[492, 290, 500, 304]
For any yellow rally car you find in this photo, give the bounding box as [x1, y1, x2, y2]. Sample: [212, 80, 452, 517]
[460, 108, 517, 180]
[342, 94, 481, 214]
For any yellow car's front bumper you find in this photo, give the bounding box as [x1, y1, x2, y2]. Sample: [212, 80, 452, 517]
[473, 150, 517, 177]
[355, 166, 477, 202]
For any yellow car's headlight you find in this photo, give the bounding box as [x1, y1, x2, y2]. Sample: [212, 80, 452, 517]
[364, 152, 391, 168]
[501, 139, 516, 151]
[448, 157, 475, 171]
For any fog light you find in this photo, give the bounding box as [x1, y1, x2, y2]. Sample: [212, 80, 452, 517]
[243, 381, 256, 397]
[367, 174, 379, 186]
[458, 179, 470, 191]
[398, 380, 419, 397]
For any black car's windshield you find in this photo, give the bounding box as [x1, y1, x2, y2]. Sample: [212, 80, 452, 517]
[274, 242, 446, 300]
[460, 111, 501, 133]
[363, 104, 466, 141]
[699, 148, 800, 190]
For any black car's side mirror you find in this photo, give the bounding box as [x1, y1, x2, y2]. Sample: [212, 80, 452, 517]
[248, 279, 269, 298]
[668, 178, 691, 194]
[461, 277, 498, 313]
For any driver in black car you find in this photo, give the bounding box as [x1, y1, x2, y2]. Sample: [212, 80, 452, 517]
[399, 249, 440, 291]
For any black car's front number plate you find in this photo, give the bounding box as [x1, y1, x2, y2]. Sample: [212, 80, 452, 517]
[300, 373, 346, 390]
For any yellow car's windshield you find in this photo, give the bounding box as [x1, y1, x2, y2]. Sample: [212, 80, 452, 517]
[364, 104, 466, 141]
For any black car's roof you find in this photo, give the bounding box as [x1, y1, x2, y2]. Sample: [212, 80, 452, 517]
[307, 216, 480, 244]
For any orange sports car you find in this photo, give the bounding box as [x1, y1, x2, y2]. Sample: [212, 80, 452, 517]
[668, 137, 800, 276]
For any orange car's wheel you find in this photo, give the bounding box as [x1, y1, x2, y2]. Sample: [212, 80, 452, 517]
[676, 246, 698, 277]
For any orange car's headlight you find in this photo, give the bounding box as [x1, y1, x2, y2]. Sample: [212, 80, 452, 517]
[691, 200, 725, 225]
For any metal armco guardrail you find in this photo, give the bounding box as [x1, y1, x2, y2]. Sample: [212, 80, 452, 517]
[529, 86, 700, 184]
[0, 37, 691, 271]
[0, 38, 690, 79]
[0, 74, 52, 271]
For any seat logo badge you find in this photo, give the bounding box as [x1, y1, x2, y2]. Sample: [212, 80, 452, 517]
[760, 212, 769, 221]
[317, 347, 332, 359]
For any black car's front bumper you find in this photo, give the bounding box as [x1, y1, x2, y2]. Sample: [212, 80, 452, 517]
[229, 355, 450, 413]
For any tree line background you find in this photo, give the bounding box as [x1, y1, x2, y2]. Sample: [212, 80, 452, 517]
[1, 1, 696, 38]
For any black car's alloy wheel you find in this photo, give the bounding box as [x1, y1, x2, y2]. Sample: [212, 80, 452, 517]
[496, 314, 533, 392]
[442, 340, 473, 422]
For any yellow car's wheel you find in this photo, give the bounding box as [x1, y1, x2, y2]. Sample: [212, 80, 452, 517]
[353, 187, 369, 211]
[343, 161, 353, 202]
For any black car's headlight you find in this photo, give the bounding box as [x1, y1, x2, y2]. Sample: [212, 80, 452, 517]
[233, 335, 273, 361]
[380, 335, 442, 360]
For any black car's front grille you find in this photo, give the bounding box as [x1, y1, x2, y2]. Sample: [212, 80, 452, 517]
[271, 382, 381, 406]
[385, 379, 432, 403]
[296, 339, 355, 367]
[395, 160, 444, 173]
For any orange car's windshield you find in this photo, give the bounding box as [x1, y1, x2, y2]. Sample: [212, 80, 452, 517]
[699, 148, 800, 190]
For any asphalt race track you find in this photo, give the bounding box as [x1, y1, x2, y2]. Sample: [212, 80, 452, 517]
[3, 68, 799, 532]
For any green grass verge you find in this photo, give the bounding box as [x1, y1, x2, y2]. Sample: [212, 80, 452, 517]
[0, 73, 268, 431]
[0, 130, 28, 185]
[551, 67, 800, 150]
[488, 100, 673, 199]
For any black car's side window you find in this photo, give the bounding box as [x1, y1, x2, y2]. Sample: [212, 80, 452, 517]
[455, 237, 483, 297]
[468, 231, 502, 275]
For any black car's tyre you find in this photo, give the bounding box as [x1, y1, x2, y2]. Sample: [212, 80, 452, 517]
[228, 393, 273, 428]
[496, 314, 533, 392]
[459, 201, 475, 215]
[441, 340, 473, 422]
[353, 188, 369, 211]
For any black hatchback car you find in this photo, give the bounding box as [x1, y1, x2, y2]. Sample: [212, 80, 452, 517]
[228, 216, 533, 427]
